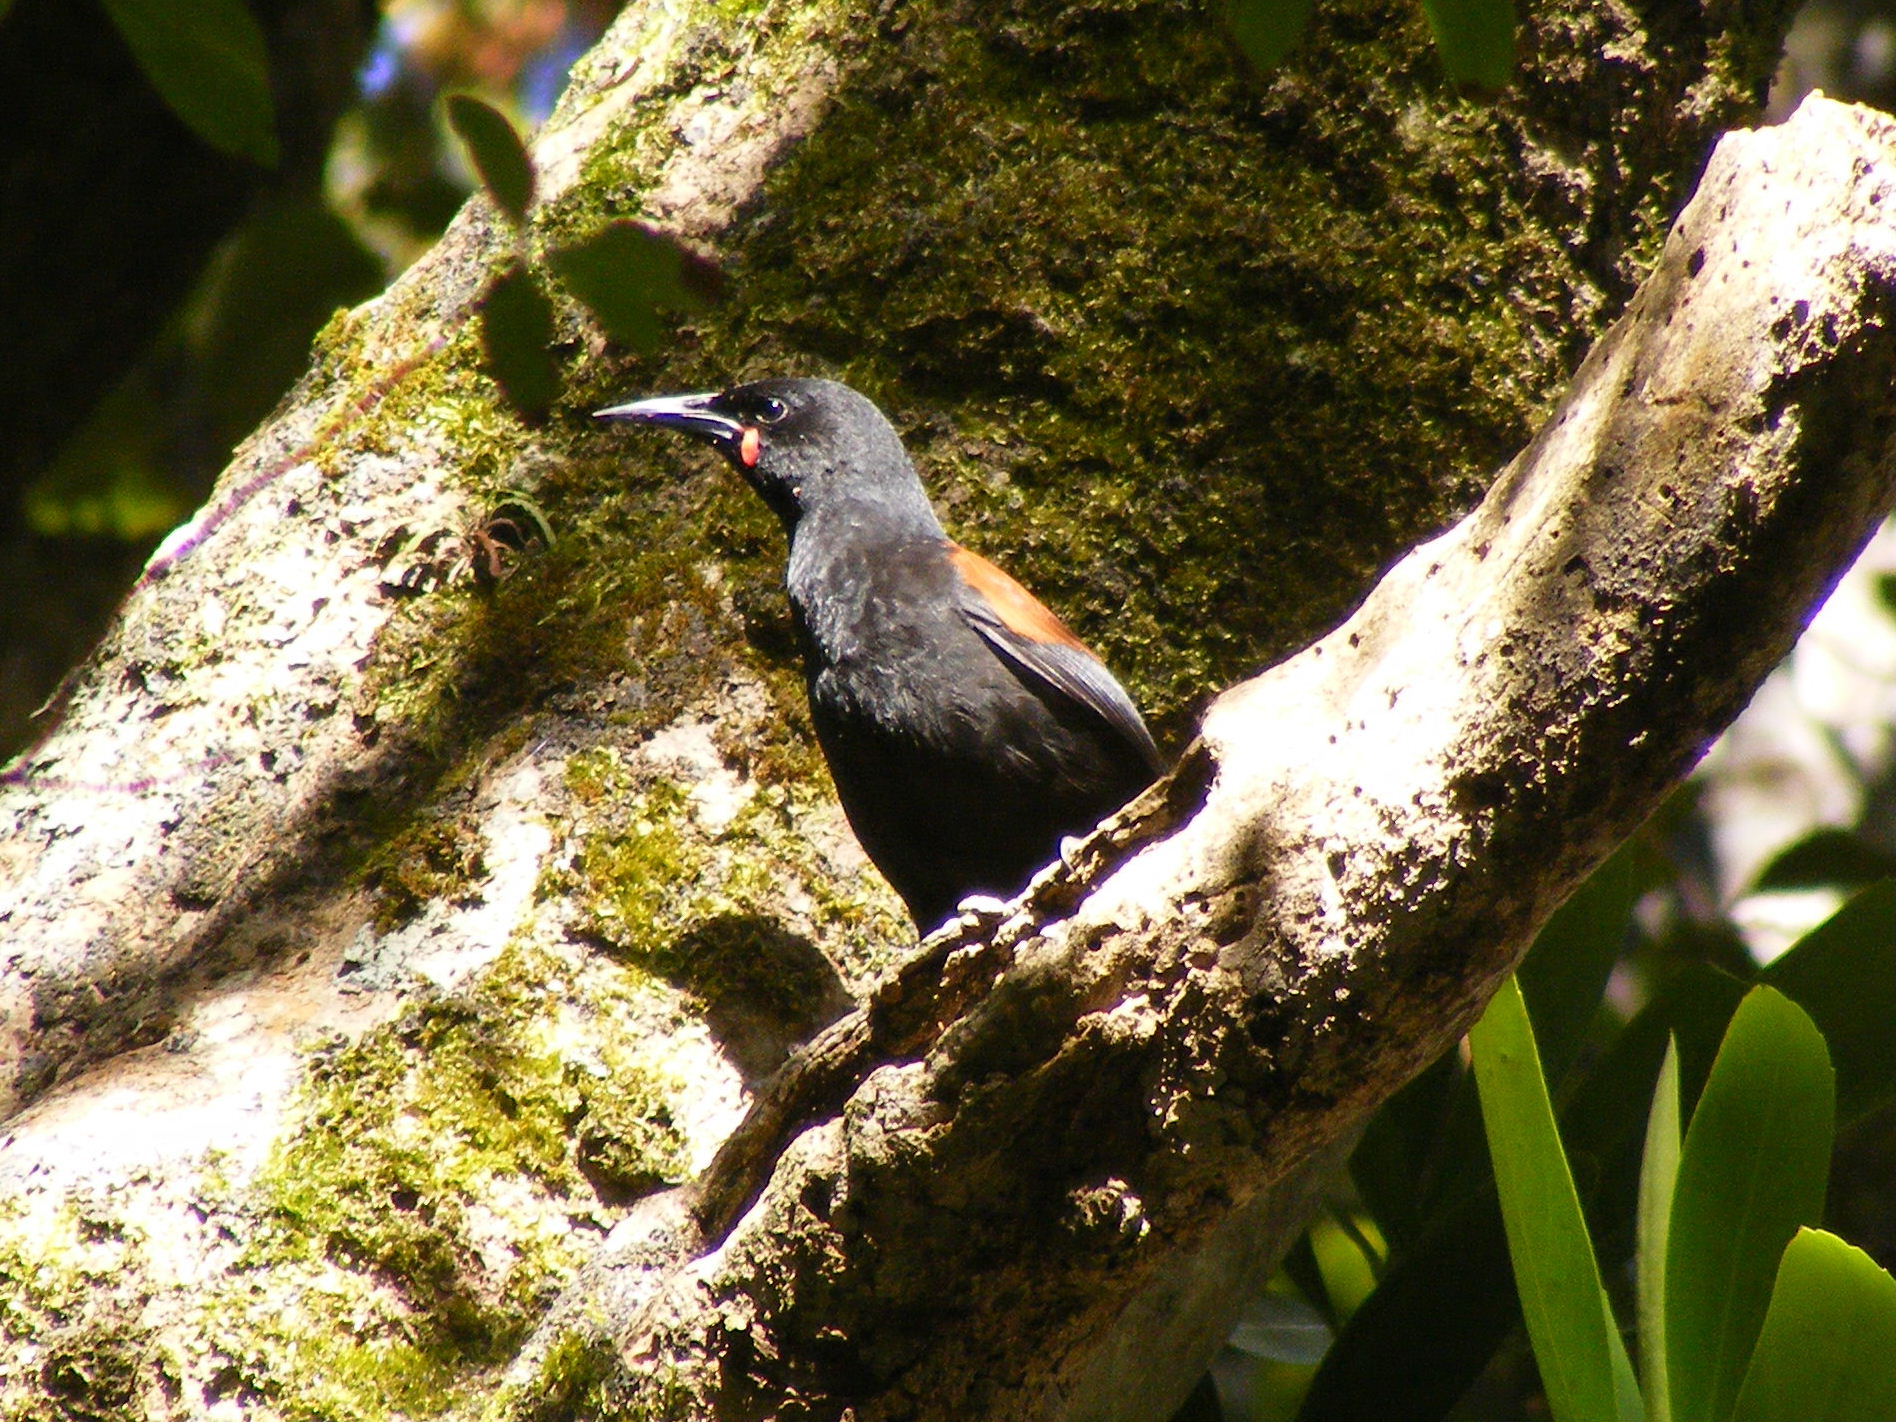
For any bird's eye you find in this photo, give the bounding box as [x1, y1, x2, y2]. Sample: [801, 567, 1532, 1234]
[756, 397, 788, 425]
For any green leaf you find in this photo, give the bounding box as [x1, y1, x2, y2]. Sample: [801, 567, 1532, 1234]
[1224, 0, 1316, 70]
[445, 94, 535, 225]
[1470, 977, 1635, 1422]
[1762, 879, 1895, 1123]
[1752, 829, 1896, 893]
[1610, 1325, 1646, 1422]
[1520, 838, 1664, 1089]
[1351, 1047, 1488, 1245]
[1638, 1040, 1682, 1422]
[100, 0, 278, 166]
[1320, 961, 1750, 1422]
[481, 264, 559, 422]
[1665, 987, 1835, 1422]
[1419, 0, 1516, 89]
[1354, 840, 1659, 1245]
[547, 221, 721, 354]
[1294, 1188, 1517, 1422]
[1731, 1228, 1896, 1422]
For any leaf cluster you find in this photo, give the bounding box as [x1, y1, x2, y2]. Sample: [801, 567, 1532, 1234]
[1201, 836, 1893, 1422]
[444, 96, 722, 423]
[94, 0, 279, 165]
[1472, 918, 1893, 1422]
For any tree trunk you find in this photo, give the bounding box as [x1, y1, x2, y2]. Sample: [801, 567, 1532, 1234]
[2, 0, 1889, 1415]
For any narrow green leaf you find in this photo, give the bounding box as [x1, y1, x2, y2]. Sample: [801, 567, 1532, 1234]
[1224, 0, 1316, 70]
[1762, 878, 1895, 1122]
[445, 94, 535, 225]
[1520, 837, 1664, 1090]
[1314, 959, 1738, 1422]
[1665, 987, 1835, 1422]
[100, 0, 278, 166]
[481, 265, 559, 422]
[1419, 0, 1517, 90]
[1731, 1228, 1896, 1422]
[1294, 1189, 1518, 1422]
[1610, 1325, 1646, 1422]
[547, 221, 721, 354]
[1470, 977, 1632, 1422]
[1637, 1040, 1682, 1422]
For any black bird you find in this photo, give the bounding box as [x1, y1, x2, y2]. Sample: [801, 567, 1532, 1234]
[595, 378, 1165, 932]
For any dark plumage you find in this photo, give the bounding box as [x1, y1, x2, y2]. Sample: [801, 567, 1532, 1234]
[595, 377, 1165, 932]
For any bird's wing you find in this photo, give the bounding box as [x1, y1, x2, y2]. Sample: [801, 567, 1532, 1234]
[946, 544, 1165, 776]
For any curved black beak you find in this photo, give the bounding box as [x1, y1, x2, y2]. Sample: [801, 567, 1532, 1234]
[594, 392, 743, 453]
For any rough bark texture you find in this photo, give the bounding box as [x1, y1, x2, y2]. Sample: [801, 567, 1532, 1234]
[508, 97, 1896, 1420]
[0, 0, 1883, 1415]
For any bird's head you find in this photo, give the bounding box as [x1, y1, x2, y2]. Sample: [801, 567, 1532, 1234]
[595, 377, 937, 536]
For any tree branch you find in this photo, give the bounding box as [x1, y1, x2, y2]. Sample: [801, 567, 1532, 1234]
[507, 95, 1896, 1421]
[0, 0, 1883, 1410]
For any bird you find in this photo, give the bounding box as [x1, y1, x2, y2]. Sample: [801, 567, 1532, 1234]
[595, 377, 1166, 932]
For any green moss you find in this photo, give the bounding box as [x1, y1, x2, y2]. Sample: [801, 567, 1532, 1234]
[350, 0, 1769, 793]
[552, 763, 904, 1003]
[562, 745, 624, 806]
[574, 1076, 690, 1202]
[224, 941, 689, 1421]
[525, 0, 1758, 754]
[483, 1327, 621, 1422]
[362, 813, 489, 931]
[307, 303, 372, 386]
[693, 5, 1511, 728]
[565, 780, 700, 956]
[725, 785, 909, 963]
[0, 1199, 171, 1422]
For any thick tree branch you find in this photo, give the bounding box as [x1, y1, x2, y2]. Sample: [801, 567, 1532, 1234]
[0, 0, 1880, 1412]
[510, 96, 1896, 1421]
[0, 0, 857, 1118]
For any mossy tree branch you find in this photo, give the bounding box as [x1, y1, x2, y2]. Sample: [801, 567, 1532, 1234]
[490, 97, 1896, 1421]
[0, 1, 1879, 1418]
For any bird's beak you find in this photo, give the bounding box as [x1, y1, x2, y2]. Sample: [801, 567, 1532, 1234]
[594, 392, 744, 451]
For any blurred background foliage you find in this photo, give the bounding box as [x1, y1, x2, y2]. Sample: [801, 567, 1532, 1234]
[0, 1, 1889, 1418]
[0, 0, 617, 747]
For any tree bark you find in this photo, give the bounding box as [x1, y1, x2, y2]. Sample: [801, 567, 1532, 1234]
[1, 0, 1888, 1415]
[507, 96, 1895, 1420]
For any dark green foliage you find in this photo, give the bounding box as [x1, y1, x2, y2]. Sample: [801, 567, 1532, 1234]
[1762, 881, 1895, 1123]
[549, 221, 722, 354]
[1251, 857, 1894, 1422]
[1754, 827, 1896, 893]
[446, 94, 536, 225]
[482, 264, 560, 422]
[99, 0, 277, 165]
[1419, 0, 1516, 89]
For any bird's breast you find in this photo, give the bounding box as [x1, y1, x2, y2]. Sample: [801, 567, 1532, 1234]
[790, 540, 948, 667]
[788, 544, 988, 735]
